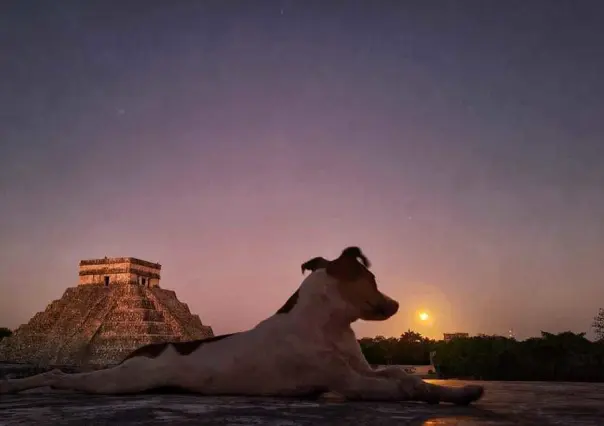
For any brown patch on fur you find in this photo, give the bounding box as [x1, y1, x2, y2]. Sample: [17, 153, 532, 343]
[340, 246, 371, 268]
[276, 256, 328, 315]
[122, 342, 168, 361]
[301, 256, 329, 274]
[121, 333, 237, 362]
[326, 247, 372, 282]
[327, 246, 398, 321]
[276, 290, 299, 314]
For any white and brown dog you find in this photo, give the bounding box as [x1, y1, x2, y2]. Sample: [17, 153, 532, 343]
[1, 246, 484, 405]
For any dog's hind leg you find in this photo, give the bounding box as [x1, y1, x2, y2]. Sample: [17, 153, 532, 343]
[1, 368, 65, 394]
[51, 357, 177, 394]
[1, 357, 175, 395]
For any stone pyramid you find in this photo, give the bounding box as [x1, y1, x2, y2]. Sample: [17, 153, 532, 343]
[0, 257, 214, 366]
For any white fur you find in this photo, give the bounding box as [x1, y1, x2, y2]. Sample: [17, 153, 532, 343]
[1, 270, 483, 404]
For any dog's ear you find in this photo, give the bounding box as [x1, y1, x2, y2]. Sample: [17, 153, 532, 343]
[301, 256, 330, 274]
[340, 246, 371, 268]
[326, 246, 371, 281]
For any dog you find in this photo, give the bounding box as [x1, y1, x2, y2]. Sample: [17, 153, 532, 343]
[1, 246, 484, 405]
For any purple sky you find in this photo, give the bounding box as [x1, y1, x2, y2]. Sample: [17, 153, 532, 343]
[1, 1, 604, 340]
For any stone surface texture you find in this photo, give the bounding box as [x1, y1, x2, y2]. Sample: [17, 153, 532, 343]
[1, 380, 603, 425]
[0, 281, 214, 366]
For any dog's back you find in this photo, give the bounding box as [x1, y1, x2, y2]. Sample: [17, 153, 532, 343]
[119, 307, 323, 395]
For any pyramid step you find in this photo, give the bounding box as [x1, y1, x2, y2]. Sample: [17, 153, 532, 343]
[0, 334, 49, 361]
[87, 335, 182, 356]
[104, 309, 165, 323]
[113, 298, 155, 310]
[97, 321, 174, 336]
[85, 349, 132, 365]
[87, 342, 179, 365]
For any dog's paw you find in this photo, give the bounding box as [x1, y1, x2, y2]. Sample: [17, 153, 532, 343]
[48, 368, 65, 377]
[317, 391, 347, 403]
[408, 380, 441, 405]
[455, 385, 484, 406]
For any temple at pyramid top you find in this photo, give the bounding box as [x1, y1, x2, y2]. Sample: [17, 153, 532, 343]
[79, 257, 162, 287]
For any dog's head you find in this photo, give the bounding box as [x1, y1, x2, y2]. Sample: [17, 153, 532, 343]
[298, 246, 399, 322]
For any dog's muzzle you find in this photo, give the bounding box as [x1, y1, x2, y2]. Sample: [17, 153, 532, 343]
[367, 298, 399, 320]
[378, 299, 399, 318]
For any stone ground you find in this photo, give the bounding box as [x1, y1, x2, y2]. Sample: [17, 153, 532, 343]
[1, 380, 603, 425]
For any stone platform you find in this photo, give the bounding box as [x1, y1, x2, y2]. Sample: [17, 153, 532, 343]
[1, 380, 603, 425]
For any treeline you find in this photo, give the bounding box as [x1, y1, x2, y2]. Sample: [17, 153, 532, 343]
[360, 330, 434, 365]
[0, 327, 12, 341]
[359, 330, 604, 382]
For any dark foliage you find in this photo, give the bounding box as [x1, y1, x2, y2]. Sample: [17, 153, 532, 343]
[359, 329, 435, 366]
[359, 330, 604, 382]
[0, 327, 12, 341]
[593, 308, 604, 342]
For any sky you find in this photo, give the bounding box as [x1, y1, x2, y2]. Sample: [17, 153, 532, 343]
[1, 0, 603, 341]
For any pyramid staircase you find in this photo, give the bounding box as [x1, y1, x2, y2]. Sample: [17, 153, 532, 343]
[0, 284, 213, 366]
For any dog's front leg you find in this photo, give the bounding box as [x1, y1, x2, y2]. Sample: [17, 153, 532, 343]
[411, 380, 484, 406]
[330, 372, 410, 401]
[370, 366, 484, 405]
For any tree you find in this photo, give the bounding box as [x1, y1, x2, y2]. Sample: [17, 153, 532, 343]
[593, 309, 604, 341]
[359, 331, 435, 366]
[399, 330, 424, 344]
[0, 327, 12, 341]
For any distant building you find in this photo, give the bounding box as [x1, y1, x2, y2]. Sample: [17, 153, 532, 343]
[443, 332, 470, 342]
[476, 330, 516, 339]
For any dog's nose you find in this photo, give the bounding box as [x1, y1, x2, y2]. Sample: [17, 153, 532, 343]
[383, 300, 399, 317]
